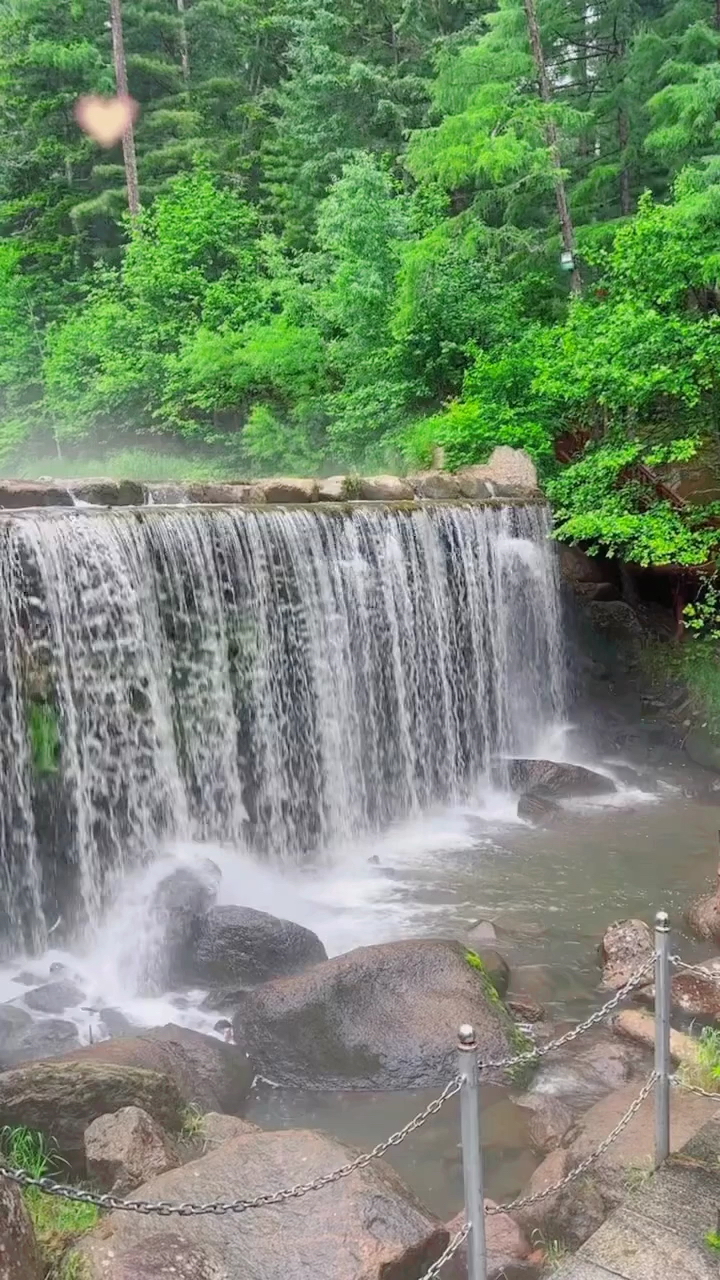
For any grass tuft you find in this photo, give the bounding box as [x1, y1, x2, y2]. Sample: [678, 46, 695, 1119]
[0, 1126, 99, 1278]
[678, 1026, 720, 1095]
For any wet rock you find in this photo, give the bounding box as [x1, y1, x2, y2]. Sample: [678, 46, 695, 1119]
[0, 1016, 80, 1068]
[24, 978, 85, 1014]
[585, 600, 644, 645]
[517, 789, 563, 824]
[0, 1178, 42, 1280]
[76, 1128, 449, 1280]
[189, 905, 327, 987]
[528, 1032, 646, 1106]
[600, 919, 653, 990]
[317, 475, 350, 501]
[0, 1004, 31, 1037]
[258, 477, 318, 503]
[231, 938, 523, 1089]
[513, 1148, 607, 1251]
[464, 920, 497, 947]
[685, 881, 720, 944]
[468, 948, 510, 999]
[145, 484, 189, 505]
[66, 479, 144, 506]
[408, 472, 461, 499]
[9, 971, 43, 987]
[63, 1025, 253, 1116]
[556, 545, 612, 588]
[507, 995, 546, 1024]
[444, 1205, 535, 1280]
[85, 1105, 178, 1195]
[354, 475, 414, 502]
[515, 1094, 574, 1154]
[508, 758, 615, 798]
[185, 483, 265, 505]
[684, 725, 720, 773]
[148, 863, 220, 989]
[200, 1113, 260, 1149]
[77, 1233, 226, 1280]
[0, 1060, 184, 1167]
[0, 481, 73, 509]
[635, 961, 720, 1020]
[99, 1008, 136, 1038]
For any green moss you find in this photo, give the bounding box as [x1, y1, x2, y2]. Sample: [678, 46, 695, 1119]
[464, 949, 537, 1085]
[705, 1231, 720, 1253]
[0, 1126, 98, 1278]
[27, 701, 60, 774]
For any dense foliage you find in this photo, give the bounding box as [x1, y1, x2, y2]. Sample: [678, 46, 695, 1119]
[3, 0, 720, 566]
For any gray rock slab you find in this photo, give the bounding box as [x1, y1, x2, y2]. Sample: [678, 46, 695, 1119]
[581, 1207, 718, 1280]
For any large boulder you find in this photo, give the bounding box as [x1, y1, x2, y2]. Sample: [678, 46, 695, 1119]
[0, 1060, 184, 1167]
[455, 448, 538, 497]
[443, 1205, 536, 1280]
[317, 475, 350, 501]
[354, 475, 414, 502]
[231, 938, 525, 1089]
[0, 481, 73, 509]
[77, 1233, 226, 1280]
[76, 1128, 448, 1280]
[517, 790, 563, 825]
[145, 863, 220, 989]
[65, 479, 144, 506]
[685, 882, 720, 944]
[185, 483, 265, 506]
[508, 759, 616, 798]
[0, 1014, 80, 1068]
[189, 905, 327, 987]
[23, 978, 85, 1014]
[258, 478, 318, 504]
[685, 725, 720, 773]
[599, 919, 654, 990]
[0, 1179, 42, 1280]
[84, 1106, 179, 1196]
[408, 472, 461, 500]
[515, 1093, 574, 1155]
[585, 600, 643, 645]
[63, 1025, 254, 1115]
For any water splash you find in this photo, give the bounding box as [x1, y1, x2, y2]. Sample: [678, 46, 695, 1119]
[0, 501, 565, 955]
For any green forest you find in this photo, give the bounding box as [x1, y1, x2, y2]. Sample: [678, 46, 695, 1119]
[3, 0, 720, 569]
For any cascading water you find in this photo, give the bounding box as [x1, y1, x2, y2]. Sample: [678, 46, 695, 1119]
[0, 500, 565, 959]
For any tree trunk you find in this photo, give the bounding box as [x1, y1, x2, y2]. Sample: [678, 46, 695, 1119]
[523, 0, 581, 295]
[618, 108, 631, 215]
[177, 0, 190, 83]
[109, 0, 140, 217]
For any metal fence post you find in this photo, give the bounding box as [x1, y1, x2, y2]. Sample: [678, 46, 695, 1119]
[654, 910, 671, 1167]
[458, 1025, 486, 1280]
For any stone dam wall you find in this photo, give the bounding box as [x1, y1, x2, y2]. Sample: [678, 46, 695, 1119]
[0, 448, 542, 511]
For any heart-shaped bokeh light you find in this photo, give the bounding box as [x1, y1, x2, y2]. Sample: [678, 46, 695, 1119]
[74, 95, 139, 148]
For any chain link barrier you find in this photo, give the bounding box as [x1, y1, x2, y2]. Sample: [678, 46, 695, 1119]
[418, 1221, 470, 1279]
[670, 1074, 720, 1101]
[0, 955, 657, 1221]
[669, 954, 720, 983]
[488, 1071, 657, 1214]
[0, 1077, 462, 1216]
[477, 954, 655, 1074]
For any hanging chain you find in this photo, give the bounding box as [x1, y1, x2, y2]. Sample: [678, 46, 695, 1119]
[487, 1071, 657, 1215]
[670, 1073, 720, 1101]
[417, 1222, 470, 1279]
[0, 956, 659, 1220]
[478, 955, 656, 1073]
[669, 954, 720, 984]
[0, 1077, 461, 1216]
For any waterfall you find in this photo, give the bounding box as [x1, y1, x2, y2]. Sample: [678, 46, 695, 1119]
[0, 502, 565, 955]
